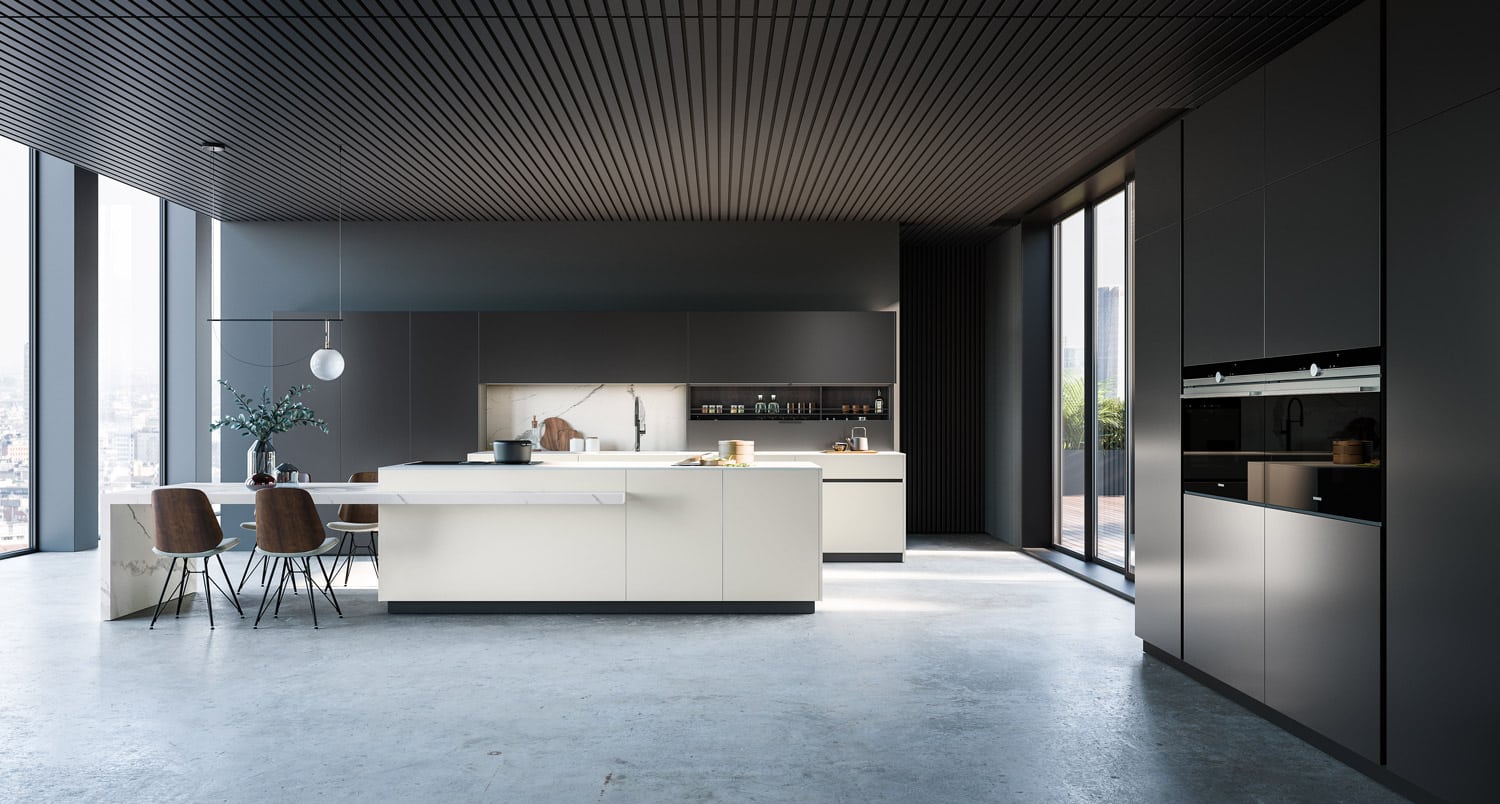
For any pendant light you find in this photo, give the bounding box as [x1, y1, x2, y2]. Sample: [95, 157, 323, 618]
[309, 145, 346, 381]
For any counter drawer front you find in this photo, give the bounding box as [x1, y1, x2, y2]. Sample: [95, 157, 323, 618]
[723, 471, 822, 601]
[806, 454, 906, 480]
[1183, 494, 1266, 701]
[822, 482, 905, 554]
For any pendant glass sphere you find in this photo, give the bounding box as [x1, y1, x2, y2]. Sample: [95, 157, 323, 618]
[310, 347, 345, 381]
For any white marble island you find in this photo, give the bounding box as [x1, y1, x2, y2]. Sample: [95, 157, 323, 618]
[378, 460, 822, 613]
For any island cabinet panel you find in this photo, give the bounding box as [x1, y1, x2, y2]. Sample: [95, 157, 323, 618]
[687, 311, 896, 384]
[1183, 69, 1263, 219]
[478, 312, 688, 383]
[723, 470, 823, 601]
[822, 483, 905, 555]
[1264, 509, 1381, 762]
[625, 469, 723, 601]
[1386, 87, 1500, 802]
[1263, 142, 1381, 357]
[1133, 226, 1183, 658]
[410, 312, 480, 460]
[1264, 0, 1379, 182]
[1182, 191, 1264, 366]
[1182, 494, 1265, 701]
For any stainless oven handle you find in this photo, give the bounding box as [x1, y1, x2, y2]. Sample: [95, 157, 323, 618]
[1182, 382, 1379, 399]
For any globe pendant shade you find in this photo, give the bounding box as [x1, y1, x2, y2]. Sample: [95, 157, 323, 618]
[310, 347, 345, 381]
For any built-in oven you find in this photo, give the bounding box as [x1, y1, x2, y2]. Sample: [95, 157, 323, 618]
[1183, 350, 1382, 523]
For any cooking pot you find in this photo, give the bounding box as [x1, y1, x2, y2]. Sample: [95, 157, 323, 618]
[492, 440, 534, 464]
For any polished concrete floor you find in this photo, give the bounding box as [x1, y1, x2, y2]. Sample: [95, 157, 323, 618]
[0, 537, 1402, 803]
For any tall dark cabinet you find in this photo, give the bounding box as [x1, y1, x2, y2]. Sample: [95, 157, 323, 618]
[1132, 121, 1184, 659]
[1386, 13, 1500, 796]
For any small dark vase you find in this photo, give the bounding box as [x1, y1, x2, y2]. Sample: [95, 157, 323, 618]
[247, 438, 276, 482]
[245, 472, 277, 490]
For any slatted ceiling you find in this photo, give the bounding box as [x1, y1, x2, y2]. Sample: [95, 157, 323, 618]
[0, 1, 1355, 242]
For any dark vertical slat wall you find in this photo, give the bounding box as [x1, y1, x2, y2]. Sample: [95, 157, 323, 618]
[901, 243, 985, 533]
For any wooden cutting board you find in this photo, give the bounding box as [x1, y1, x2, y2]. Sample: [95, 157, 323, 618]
[540, 417, 582, 452]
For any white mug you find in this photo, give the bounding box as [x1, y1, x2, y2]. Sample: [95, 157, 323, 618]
[585, 437, 600, 452]
[570, 437, 585, 452]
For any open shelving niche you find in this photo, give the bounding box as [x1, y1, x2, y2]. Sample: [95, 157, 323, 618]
[687, 385, 891, 422]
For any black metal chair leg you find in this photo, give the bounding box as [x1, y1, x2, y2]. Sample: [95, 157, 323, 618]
[342, 534, 356, 586]
[215, 555, 244, 617]
[203, 565, 215, 629]
[315, 556, 343, 616]
[253, 558, 281, 628]
[370, 532, 378, 576]
[148, 558, 178, 629]
[303, 558, 320, 628]
[236, 546, 258, 592]
[173, 560, 191, 618]
[273, 558, 289, 617]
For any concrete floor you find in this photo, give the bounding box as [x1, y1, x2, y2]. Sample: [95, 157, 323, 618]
[0, 537, 1402, 803]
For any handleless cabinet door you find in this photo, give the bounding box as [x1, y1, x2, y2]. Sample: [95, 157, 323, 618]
[1183, 191, 1264, 366]
[338, 312, 413, 476]
[1184, 69, 1264, 218]
[411, 313, 479, 460]
[1183, 494, 1265, 701]
[1264, 509, 1380, 762]
[479, 312, 688, 383]
[1265, 1, 1379, 182]
[1263, 143, 1381, 357]
[1134, 226, 1183, 657]
[687, 312, 896, 384]
[1387, 0, 1500, 133]
[1135, 122, 1183, 241]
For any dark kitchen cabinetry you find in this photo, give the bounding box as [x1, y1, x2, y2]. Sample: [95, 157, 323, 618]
[478, 312, 688, 383]
[1134, 121, 1182, 240]
[337, 312, 414, 476]
[1386, 87, 1500, 802]
[1263, 143, 1381, 357]
[1184, 69, 1263, 218]
[1182, 493, 1265, 701]
[411, 312, 479, 460]
[1264, 508, 1381, 762]
[1133, 226, 1183, 658]
[1386, 0, 1500, 133]
[1264, 1, 1379, 182]
[1182, 191, 1264, 366]
[687, 312, 896, 384]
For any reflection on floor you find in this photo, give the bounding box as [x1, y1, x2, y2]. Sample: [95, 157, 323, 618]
[0, 537, 1399, 803]
[1059, 494, 1128, 566]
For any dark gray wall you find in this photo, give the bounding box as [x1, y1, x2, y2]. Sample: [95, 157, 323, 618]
[35, 155, 96, 552]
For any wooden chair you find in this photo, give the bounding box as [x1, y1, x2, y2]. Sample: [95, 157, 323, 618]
[252, 487, 344, 629]
[327, 471, 379, 585]
[149, 488, 243, 630]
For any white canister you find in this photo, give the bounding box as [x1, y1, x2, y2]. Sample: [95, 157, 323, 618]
[585, 436, 600, 452]
[570, 437, 585, 452]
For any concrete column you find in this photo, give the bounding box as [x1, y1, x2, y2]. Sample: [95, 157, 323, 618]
[35, 154, 97, 551]
[163, 203, 211, 483]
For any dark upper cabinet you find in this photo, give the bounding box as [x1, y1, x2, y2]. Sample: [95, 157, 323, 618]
[1264, 509, 1381, 763]
[1133, 226, 1183, 658]
[337, 312, 413, 476]
[1134, 122, 1183, 241]
[1386, 89, 1500, 803]
[1264, 1, 1379, 182]
[478, 312, 689, 383]
[1183, 494, 1265, 702]
[1387, 0, 1500, 133]
[1182, 191, 1264, 366]
[1184, 69, 1264, 218]
[411, 312, 480, 459]
[270, 318, 343, 486]
[1263, 142, 1381, 357]
[687, 312, 896, 384]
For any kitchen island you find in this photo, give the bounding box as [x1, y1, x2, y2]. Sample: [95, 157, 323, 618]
[467, 449, 906, 561]
[378, 460, 822, 613]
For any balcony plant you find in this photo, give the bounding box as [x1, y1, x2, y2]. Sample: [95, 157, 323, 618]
[210, 380, 329, 482]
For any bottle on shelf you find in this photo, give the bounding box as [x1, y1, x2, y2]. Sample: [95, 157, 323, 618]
[875, 389, 884, 414]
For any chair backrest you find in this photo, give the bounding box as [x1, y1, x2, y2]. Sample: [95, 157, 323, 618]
[338, 471, 379, 524]
[254, 487, 326, 554]
[151, 488, 224, 554]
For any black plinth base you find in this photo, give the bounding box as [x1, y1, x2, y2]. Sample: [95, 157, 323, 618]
[388, 601, 816, 615]
[822, 552, 904, 563]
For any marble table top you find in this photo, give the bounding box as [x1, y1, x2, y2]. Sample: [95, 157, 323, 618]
[101, 482, 625, 506]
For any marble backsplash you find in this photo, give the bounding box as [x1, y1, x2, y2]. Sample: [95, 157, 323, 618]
[484, 384, 688, 452]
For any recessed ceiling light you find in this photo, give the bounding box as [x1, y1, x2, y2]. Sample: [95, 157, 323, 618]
[200, 142, 227, 152]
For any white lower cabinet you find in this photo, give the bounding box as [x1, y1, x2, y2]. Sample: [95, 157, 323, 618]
[822, 483, 906, 554]
[722, 470, 823, 601]
[625, 468, 723, 601]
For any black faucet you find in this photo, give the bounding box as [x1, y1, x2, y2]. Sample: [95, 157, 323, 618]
[632, 388, 646, 452]
[1278, 397, 1304, 451]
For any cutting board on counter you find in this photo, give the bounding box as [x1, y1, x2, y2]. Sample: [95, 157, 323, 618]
[822, 450, 880, 454]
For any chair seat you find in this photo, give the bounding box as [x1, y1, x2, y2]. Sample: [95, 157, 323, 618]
[239, 522, 257, 531]
[327, 521, 378, 533]
[257, 535, 342, 558]
[152, 536, 240, 559]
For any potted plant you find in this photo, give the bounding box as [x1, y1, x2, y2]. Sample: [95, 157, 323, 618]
[210, 380, 329, 483]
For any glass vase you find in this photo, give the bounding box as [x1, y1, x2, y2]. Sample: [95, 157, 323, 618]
[247, 438, 276, 481]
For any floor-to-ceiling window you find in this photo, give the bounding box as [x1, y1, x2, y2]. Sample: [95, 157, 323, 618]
[0, 137, 31, 556]
[1054, 183, 1134, 574]
[98, 177, 161, 490]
